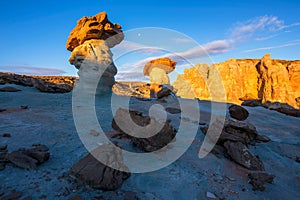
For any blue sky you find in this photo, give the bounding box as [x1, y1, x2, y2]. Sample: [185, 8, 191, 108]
[0, 0, 299, 81]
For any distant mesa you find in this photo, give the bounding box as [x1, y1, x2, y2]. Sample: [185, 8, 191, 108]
[0, 72, 77, 93]
[66, 12, 124, 51]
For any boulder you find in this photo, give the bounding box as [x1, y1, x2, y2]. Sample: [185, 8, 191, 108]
[228, 104, 249, 121]
[70, 144, 130, 190]
[25, 145, 50, 164]
[202, 118, 259, 145]
[8, 151, 38, 170]
[66, 12, 123, 51]
[112, 108, 177, 152]
[248, 171, 275, 191]
[224, 141, 265, 171]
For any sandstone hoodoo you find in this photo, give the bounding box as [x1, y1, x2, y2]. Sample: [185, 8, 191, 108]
[173, 54, 300, 109]
[143, 57, 176, 98]
[143, 57, 176, 85]
[66, 12, 123, 94]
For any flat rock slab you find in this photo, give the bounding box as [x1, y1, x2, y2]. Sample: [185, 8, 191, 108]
[224, 141, 264, 171]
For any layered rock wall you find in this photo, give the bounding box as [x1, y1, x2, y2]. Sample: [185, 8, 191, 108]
[173, 54, 300, 108]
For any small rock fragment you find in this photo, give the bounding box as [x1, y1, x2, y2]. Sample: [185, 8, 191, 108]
[0, 133, 11, 138]
[0, 145, 7, 151]
[206, 191, 217, 199]
[90, 129, 100, 136]
[256, 135, 271, 143]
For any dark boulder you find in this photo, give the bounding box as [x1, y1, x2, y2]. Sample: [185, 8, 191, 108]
[228, 104, 249, 121]
[112, 108, 177, 152]
[70, 144, 130, 190]
[8, 151, 38, 170]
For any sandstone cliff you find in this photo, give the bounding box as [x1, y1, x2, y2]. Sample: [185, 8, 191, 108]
[173, 54, 300, 109]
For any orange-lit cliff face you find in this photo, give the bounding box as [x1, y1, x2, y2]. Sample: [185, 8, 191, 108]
[173, 54, 300, 109]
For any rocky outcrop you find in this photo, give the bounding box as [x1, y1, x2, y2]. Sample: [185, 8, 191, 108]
[173, 54, 300, 109]
[242, 100, 300, 117]
[67, 12, 123, 94]
[112, 82, 174, 99]
[144, 57, 176, 85]
[70, 144, 130, 190]
[0, 72, 77, 93]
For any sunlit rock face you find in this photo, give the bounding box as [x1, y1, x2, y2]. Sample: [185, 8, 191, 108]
[173, 54, 300, 109]
[66, 12, 123, 94]
[66, 12, 123, 51]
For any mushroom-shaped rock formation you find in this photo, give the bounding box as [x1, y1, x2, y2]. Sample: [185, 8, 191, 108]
[143, 57, 176, 85]
[66, 12, 123, 94]
[66, 12, 124, 51]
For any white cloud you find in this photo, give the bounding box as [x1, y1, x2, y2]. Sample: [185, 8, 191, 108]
[0, 66, 67, 76]
[230, 15, 285, 42]
[255, 34, 279, 41]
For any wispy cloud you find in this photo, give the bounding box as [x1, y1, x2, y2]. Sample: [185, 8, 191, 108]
[115, 70, 149, 82]
[230, 15, 284, 42]
[113, 40, 164, 54]
[244, 39, 300, 53]
[119, 39, 231, 70]
[255, 34, 279, 41]
[0, 66, 66, 76]
[173, 38, 193, 43]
